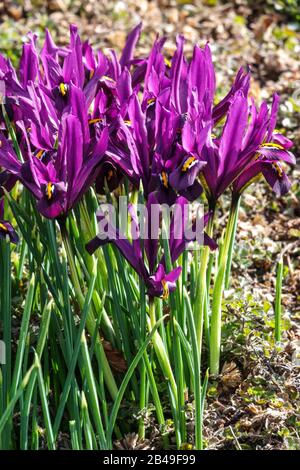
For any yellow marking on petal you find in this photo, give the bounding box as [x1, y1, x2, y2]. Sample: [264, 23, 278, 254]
[0, 140, 2, 148]
[272, 162, 283, 177]
[124, 120, 131, 126]
[90, 69, 95, 79]
[164, 58, 172, 68]
[0, 222, 8, 232]
[161, 280, 169, 300]
[147, 97, 156, 105]
[88, 118, 103, 125]
[102, 75, 115, 83]
[59, 83, 68, 97]
[46, 182, 55, 201]
[181, 156, 197, 173]
[260, 142, 284, 150]
[36, 149, 45, 160]
[160, 171, 169, 188]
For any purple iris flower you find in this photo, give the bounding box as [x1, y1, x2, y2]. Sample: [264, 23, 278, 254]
[232, 94, 295, 196]
[0, 23, 142, 136]
[0, 87, 108, 219]
[96, 36, 250, 206]
[199, 92, 295, 205]
[0, 198, 18, 244]
[140, 34, 249, 122]
[38, 25, 102, 114]
[148, 87, 211, 205]
[86, 195, 216, 298]
[0, 169, 17, 197]
[105, 87, 210, 205]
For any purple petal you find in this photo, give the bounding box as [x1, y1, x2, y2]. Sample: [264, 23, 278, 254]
[169, 157, 206, 193]
[0, 220, 19, 244]
[204, 232, 218, 250]
[19, 35, 38, 87]
[165, 266, 182, 284]
[262, 164, 291, 196]
[212, 67, 250, 123]
[0, 134, 22, 176]
[170, 35, 184, 113]
[218, 92, 248, 177]
[272, 133, 293, 150]
[60, 114, 83, 190]
[267, 94, 280, 141]
[37, 198, 65, 219]
[128, 94, 149, 184]
[117, 68, 133, 107]
[258, 145, 296, 165]
[120, 23, 142, 68]
[69, 85, 90, 147]
[179, 180, 203, 201]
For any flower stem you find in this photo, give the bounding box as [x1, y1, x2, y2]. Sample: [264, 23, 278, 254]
[194, 209, 215, 356]
[224, 196, 241, 289]
[148, 299, 178, 405]
[138, 281, 147, 439]
[275, 256, 283, 343]
[60, 224, 118, 400]
[0, 237, 12, 449]
[184, 288, 203, 450]
[161, 219, 185, 445]
[210, 197, 239, 375]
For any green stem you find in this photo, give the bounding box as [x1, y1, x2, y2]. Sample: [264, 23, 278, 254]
[20, 300, 52, 449]
[35, 353, 56, 450]
[210, 198, 239, 375]
[78, 202, 115, 345]
[0, 237, 12, 449]
[80, 331, 107, 449]
[107, 315, 167, 447]
[224, 196, 241, 289]
[148, 299, 178, 405]
[138, 281, 147, 439]
[161, 218, 185, 445]
[60, 224, 118, 400]
[10, 274, 35, 398]
[194, 208, 215, 355]
[184, 288, 203, 450]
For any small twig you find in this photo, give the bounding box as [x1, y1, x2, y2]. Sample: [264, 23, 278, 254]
[229, 425, 242, 450]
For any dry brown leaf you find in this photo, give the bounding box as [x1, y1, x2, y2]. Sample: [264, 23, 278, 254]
[220, 361, 242, 391]
[102, 339, 127, 373]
